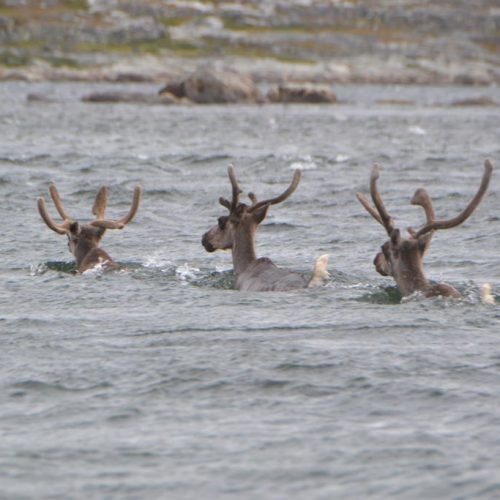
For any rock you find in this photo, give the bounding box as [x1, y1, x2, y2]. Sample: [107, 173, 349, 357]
[159, 68, 263, 104]
[375, 99, 416, 106]
[81, 91, 183, 104]
[26, 93, 56, 103]
[450, 96, 498, 107]
[268, 83, 337, 103]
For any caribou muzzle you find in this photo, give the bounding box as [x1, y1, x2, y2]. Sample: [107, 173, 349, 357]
[201, 232, 215, 252]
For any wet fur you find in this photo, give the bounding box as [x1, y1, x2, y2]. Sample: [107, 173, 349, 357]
[235, 258, 309, 291]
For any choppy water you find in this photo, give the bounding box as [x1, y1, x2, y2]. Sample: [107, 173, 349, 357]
[1, 81, 499, 499]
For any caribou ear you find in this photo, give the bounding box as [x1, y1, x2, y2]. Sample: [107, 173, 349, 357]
[252, 203, 270, 224]
[418, 232, 433, 254]
[69, 221, 81, 236]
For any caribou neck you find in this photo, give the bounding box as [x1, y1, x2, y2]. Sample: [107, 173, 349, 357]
[393, 253, 430, 297]
[396, 269, 430, 297]
[232, 224, 257, 276]
[73, 240, 98, 270]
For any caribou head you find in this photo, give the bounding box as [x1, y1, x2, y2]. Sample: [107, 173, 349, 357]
[202, 166, 301, 254]
[202, 166, 328, 291]
[38, 184, 141, 273]
[356, 160, 492, 299]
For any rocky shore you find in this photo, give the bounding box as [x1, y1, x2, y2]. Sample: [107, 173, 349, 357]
[0, 0, 498, 86]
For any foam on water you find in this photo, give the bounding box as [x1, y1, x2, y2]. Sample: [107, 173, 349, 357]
[175, 262, 201, 281]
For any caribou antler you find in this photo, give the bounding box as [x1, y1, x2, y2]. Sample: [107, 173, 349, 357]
[218, 167, 301, 213]
[39, 184, 141, 233]
[248, 192, 258, 204]
[250, 169, 301, 212]
[219, 165, 242, 212]
[356, 192, 383, 225]
[91, 185, 142, 229]
[411, 188, 436, 224]
[48, 183, 72, 222]
[407, 188, 435, 237]
[356, 164, 394, 233]
[415, 160, 492, 238]
[369, 164, 395, 235]
[37, 196, 71, 234]
[38, 183, 73, 234]
[116, 185, 142, 225]
[92, 186, 108, 219]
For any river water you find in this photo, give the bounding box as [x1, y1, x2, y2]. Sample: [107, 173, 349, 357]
[1, 81, 499, 499]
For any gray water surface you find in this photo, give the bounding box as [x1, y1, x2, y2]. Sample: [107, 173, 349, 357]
[1, 82, 499, 499]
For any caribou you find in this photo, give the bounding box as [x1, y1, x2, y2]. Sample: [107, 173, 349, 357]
[38, 184, 142, 273]
[202, 166, 329, 291]
[356, 160, 492, 299]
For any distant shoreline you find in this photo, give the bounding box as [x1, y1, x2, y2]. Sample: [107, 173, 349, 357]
[1, 1, 498, 86]
[1, 53, 498, 86]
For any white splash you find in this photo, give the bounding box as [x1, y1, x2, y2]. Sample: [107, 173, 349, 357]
[82, 261, 107, 277]
[30, 263, 47, 276]
[176, 263, 200, 281]
[143, 253, 174, 272]
[215, 263, 232, 273]
[335, 154, 350, 163]
[400, 290, 427, 303]
[408, 126, 427, 135]
[289, 155, 317, 170]
[268, 117, 278, 129]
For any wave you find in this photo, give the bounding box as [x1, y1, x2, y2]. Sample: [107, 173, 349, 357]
[28, 260, 497, 307]
[9, 380, 112, 395]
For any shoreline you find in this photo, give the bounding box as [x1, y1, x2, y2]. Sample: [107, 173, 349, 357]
[1, 53, 498, 87]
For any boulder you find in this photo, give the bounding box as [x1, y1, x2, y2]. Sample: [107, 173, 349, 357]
[159, 68, 262, 104]
[268, 83, 337, 104]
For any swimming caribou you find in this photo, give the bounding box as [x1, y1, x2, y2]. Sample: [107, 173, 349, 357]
[356, 160, 492, 299]
[38, 184, 142, 273]
[202, 166, 329, 291]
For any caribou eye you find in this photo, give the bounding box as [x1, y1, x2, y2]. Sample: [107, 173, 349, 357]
[218, 216, 228, 230]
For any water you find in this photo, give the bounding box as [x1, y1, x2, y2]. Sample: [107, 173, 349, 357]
[1, 81, 499, 499]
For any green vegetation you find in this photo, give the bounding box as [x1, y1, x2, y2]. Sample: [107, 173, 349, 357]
[159, 17, 194, 28]
[222, 15, 407, 45]
[0, 0, 87, 21]
[60, 0, 88, 9]
[0, 51, 31, 67]
[42, 56, 80, 68]
[479, 39, 498, 54]
[76, 36, 209, 58]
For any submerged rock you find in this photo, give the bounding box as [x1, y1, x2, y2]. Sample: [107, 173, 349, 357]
[159, 68, 263, 104]
[267, 83, 337, 104]
[26, 93, 57, 103]
[450, 97, 498, 107]
[82, 91, 183, 104]
[375, 99, 416, 106]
